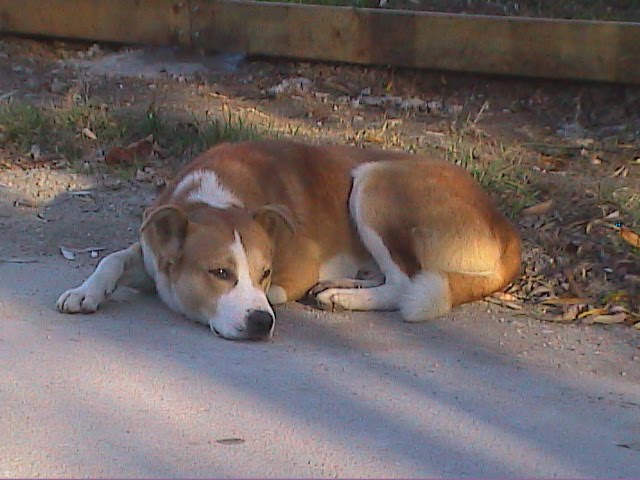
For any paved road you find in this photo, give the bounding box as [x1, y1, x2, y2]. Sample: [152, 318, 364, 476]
[1, 259, 638, 477]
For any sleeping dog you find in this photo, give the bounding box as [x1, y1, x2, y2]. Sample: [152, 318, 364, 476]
[57, 140, 521, 340]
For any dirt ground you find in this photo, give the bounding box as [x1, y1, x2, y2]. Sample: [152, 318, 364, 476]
[0, 36, 638, 322]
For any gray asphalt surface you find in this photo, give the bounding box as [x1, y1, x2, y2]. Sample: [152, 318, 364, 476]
[1, 259, 638, 478]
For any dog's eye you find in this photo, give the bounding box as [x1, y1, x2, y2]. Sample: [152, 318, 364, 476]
[261, 269, 272, 281]
[209, 268, 230, 280]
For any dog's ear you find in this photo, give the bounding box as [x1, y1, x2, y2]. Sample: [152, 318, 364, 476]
[140, 205, 189, 261]
[252, 204, 297, 236]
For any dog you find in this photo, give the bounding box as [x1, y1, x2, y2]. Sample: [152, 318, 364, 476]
[57, 140, 521, 340]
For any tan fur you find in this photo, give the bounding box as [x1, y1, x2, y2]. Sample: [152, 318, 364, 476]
[155, 141, 379, 300]
[351, 159, 521, 309]
[58, 140, 522, 338]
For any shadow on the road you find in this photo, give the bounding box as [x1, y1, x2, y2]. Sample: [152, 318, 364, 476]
[1, 260, 638, 477]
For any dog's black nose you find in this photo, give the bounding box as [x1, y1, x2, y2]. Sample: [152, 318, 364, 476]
[245, 309, 274, 340]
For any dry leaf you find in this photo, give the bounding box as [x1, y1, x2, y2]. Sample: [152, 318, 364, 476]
[105, 135, 155, 165]
[535, 312, 575, 323]
[126, 134, 154, 158]
[81, 128, 97, 140]
[135, 166, 156, 182]
[562, 304, 581, 321]
[577, 308, 609, 319]
[617, 442, 640, 451]
[216, 438, 245, 445]
[363, 132, 385, 144]
[542, 297, 590, 306]
[619, 227, 640, 248]
[521, 199, 555, 217]
[536, 155, 564, 172]
[13, 199, 38, 208]
[611, 165, 629, 177]
[604, 291, 630, 303]
[492, 292, 518, 302]
[581, 312, 627, 325]
[59, 246, 76, 261]
[105, 147, 133, 166]
[609, 305, 629, 314]
[485, 296, 522, 310]
[0, 257, 39, 264]
[59, 246, 106, 260]
[74, 247, 106, 254]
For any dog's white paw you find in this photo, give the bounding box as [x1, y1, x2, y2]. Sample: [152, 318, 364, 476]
[313, 288, 350, 311]
[56, 287, 104, 313]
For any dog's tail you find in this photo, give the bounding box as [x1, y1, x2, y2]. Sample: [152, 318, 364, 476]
[399, 232, 522, 322]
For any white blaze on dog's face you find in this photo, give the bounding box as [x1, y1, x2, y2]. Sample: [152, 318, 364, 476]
[140, 205, 276, 341]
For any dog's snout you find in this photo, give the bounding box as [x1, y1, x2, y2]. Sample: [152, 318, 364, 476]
[245, 309, 274, 339]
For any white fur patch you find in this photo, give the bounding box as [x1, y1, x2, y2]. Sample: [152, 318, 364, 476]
[400, 271, 452, 322]
[350, 164, 452, 321]
[306, 162, 416, 313]
[267, 285, 288, 305]
[56, 248, 127, 313]
[350, 163, 409, 289]
[314, 282, 399, 311]
[318, 254, 360, 281]
[212, 231, 274, 338]
[173, 170, 243, 208]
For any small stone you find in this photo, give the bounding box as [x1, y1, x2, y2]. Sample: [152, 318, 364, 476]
[50, 78, 67, 94]
[29, 145, 41, 160]
[352, 115, 365, 128]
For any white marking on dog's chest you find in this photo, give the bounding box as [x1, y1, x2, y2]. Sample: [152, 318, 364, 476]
[173, 170, 243, 208]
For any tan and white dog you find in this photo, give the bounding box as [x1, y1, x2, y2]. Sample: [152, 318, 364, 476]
[57, 140, 521, 341]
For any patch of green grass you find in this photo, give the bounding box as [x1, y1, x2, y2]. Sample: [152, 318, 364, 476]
[200, 112, 262, 147]
[598, 181, 640, 227]
[133, 108, 265, 156]
[0, 101, 124, 160]
[0, 102, 268, 166]
[444, 134, 537, 217]
[0, 104, 49, 150]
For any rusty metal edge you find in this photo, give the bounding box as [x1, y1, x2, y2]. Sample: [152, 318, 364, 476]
[1, 0, 640, 84]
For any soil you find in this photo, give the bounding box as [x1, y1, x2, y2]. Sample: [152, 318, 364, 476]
[0, 36, 638, 322]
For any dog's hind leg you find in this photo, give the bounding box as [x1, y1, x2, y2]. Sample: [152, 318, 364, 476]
[311, 220, 409, 311]
[57, 242, 154, 313]
[312, 165, 414, 312]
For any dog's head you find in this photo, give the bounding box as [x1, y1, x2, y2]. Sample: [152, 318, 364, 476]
[140, 203, 294, 341]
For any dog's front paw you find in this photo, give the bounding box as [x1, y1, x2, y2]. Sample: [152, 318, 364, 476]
[56, 287, 104, 313]
[312, 288, 348, 312]
[308, 280, 337, 297]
